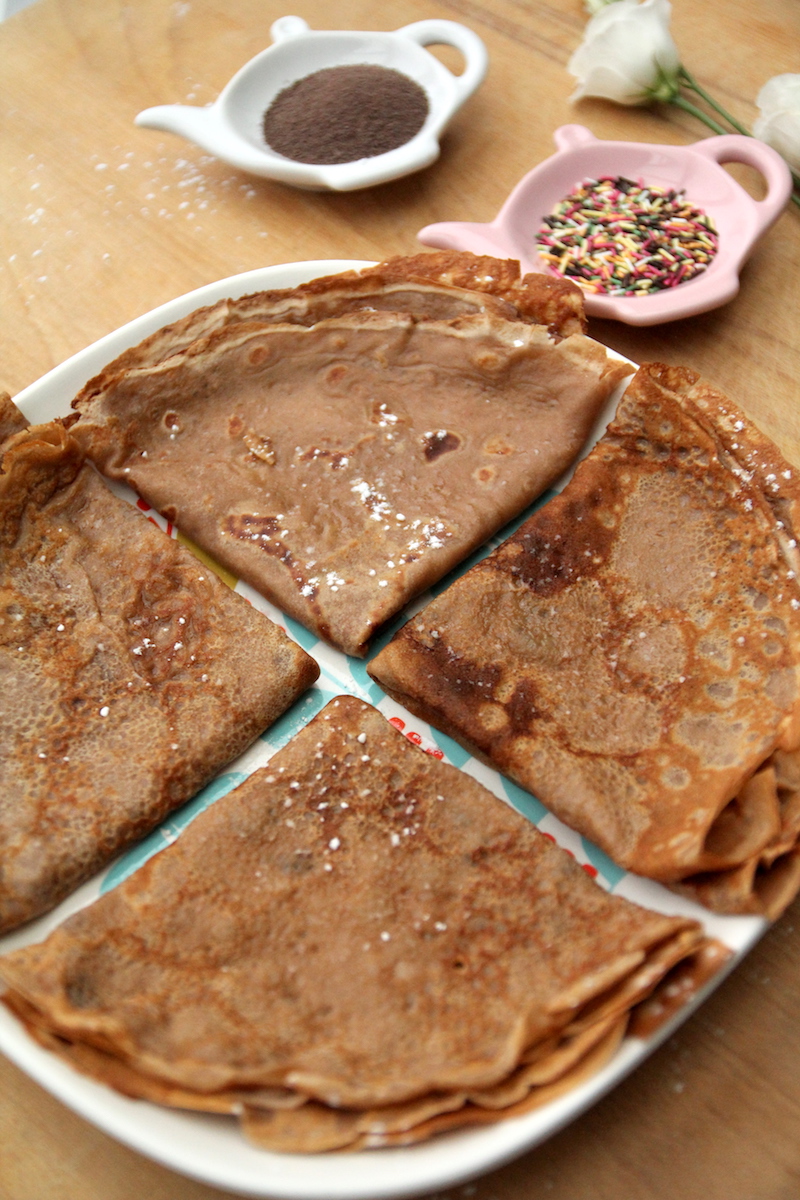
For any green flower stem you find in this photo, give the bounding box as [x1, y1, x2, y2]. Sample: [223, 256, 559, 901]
[671, 94, 729, 137]
[678, 67, 751, 137]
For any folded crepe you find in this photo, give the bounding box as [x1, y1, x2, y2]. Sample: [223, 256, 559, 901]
[0, 696, 718, 1153]
[0, 400, 318, 933]
[69, 253, 629, 656]
[369, 363, 800, 918]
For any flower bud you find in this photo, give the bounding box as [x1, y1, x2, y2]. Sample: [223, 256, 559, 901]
[569, 0, 681, 106]
[753, 75, 800, 173]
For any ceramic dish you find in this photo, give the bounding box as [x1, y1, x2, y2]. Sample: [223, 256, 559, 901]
[135, 17, 487, 191]
[0, 262, 766, 1199]
[417, 124, 793, 325]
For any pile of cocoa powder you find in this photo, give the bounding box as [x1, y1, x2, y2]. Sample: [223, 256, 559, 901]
[262, 64, 429, 165]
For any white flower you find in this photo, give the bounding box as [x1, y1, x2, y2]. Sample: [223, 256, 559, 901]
[753, 74, 800, 173]
[568, 0, 681, 106]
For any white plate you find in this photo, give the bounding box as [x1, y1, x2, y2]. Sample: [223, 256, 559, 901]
[0, 262, 766, 1200]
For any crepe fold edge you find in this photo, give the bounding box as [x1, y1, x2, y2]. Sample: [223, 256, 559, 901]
[1, 928, 724, 1153]
[69, 252, 587, 407]
[570, 363, 800, 915]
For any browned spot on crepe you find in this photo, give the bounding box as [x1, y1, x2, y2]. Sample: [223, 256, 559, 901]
[0, 698, 714, 1151]
[69, 254, 629, 656]
[369, 363, 800, 917]
[0, 400, 318, 933]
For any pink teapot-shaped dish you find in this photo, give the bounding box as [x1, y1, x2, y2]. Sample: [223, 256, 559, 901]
[418, 124, 792, 325]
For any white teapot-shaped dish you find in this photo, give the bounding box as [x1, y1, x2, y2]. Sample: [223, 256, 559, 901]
[135, 15, 487, 191]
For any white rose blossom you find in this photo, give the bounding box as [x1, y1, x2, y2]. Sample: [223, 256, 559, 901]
[568, 0, 681, 106]
[753, 75, 800, 174]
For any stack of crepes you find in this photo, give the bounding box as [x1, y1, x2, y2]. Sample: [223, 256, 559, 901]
[67, 252, 630, 656]
[0, 698, 721, 1153]
[370, 364, 800, 917]
[0, 396, 317, 933]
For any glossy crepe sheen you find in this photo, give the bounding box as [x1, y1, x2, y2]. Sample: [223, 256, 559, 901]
[0, 405, 318, 933]
[69, 253, 628, 657]
[369, 364, 800, 917]
[0, 697, 705, 1152]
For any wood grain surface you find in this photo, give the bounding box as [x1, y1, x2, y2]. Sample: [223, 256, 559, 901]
[2, 1, 800, 1198]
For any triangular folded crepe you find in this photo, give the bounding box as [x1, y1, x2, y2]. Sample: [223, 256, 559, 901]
[69, 253, 629, 656]
[0, 401, 318, 933]
[0, 696, 715, 1152]
[369, 363, 800, 917]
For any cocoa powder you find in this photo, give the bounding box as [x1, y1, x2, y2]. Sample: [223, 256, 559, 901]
[262, 64, 429, 165]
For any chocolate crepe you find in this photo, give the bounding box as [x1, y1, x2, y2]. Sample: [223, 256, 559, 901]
[0, 401, 318, 933]
[0, 696, 711, 1152]
[69, 254, 629, 656]
[369, 364, 800, 917]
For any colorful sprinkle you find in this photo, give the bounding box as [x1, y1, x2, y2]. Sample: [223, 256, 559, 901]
[535, 176, 719, 296]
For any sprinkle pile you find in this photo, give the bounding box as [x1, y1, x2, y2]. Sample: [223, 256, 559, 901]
[536, 176, 718, 296]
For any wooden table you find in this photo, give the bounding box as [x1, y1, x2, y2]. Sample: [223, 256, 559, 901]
[2, 1, 800, 1197]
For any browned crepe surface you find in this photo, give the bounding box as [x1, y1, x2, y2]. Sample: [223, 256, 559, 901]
[0, 696, 707, 1150]
[70, 255, 628, 656]
[0, 405, 318, 933]
[369, 363, 800, 917]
